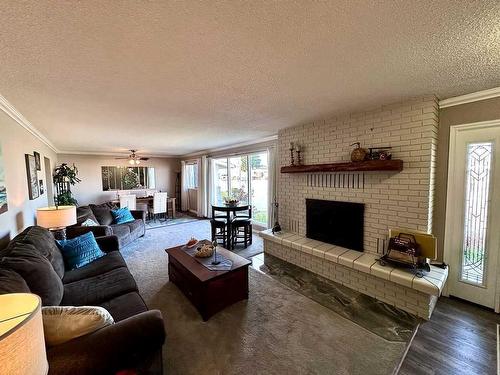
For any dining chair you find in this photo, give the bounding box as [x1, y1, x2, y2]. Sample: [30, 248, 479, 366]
[149, 192, 168, 221]
[119, 194, 137, 210]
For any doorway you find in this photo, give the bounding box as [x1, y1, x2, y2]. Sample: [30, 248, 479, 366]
[444, 121, 500, 310]
[185, 161, 199, 214]
[44, 157, 54, 206]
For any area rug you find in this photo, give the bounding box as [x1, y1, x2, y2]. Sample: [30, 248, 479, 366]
[145, 213, 199, 229]
[137, 219, 263, 259]
[122, 222, 414, 375]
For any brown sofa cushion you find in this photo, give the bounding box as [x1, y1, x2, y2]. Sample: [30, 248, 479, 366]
[110, 223, 131, 238]
[126, 219, 145, 236]
[99, 292, 148, 322]
[62, 252, 127, 284]
[46, 310, 165, 375]
[76, 206, 99, 226]
[61, 267, 138, 306]
[89, 204, 115, 225]
[0, 267, 30, 294]
[4, 226, 65, 278]
[1, 243, 64, 305]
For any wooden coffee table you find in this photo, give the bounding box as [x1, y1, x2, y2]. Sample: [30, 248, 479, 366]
[165, 242, 251, 321]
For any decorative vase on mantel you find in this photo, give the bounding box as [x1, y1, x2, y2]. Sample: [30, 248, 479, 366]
[350, 142, 367, 162]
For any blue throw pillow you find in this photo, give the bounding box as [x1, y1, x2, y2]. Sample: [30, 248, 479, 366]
[57, 232, 105, 270]
[111, 207, 135, 224]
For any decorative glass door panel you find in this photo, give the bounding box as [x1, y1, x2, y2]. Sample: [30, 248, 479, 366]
[461, 143, 493, 286]
[445, 123, 500, 310]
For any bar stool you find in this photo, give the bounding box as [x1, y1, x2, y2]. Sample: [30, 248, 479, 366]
[231, 206, 252, 248]
[210, 206, 229, 248]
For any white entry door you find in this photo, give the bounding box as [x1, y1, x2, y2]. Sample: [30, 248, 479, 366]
[445, 121, 500, 310]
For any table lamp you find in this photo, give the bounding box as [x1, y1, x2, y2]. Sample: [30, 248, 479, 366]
[0, 293, 48, 375]
[36, 205, 77, 240]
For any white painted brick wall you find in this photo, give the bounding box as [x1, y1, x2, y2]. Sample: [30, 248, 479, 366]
[265, 240, 435, 319]
[278, 96, 439, 255]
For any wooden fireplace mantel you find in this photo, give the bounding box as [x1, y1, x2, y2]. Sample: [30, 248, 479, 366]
[280, 159, 403, 173]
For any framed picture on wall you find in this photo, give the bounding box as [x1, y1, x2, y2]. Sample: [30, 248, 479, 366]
[0, 144, 8, 214]
[25, 154, 39, 200]
[34, 151, 41, 171]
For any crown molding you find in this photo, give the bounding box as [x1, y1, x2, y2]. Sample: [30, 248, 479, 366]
[181, 135, 278, 158]
[439, 87, 500, 109]
[0, 93, 59, 153]
[57, 150, 180, 158]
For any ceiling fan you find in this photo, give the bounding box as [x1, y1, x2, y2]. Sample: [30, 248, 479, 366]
[115, 150, 150, 165]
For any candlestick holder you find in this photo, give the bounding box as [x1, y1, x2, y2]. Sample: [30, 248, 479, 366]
[289, 147, 295, 166]
[296, 150, 302, 165]
[211, 240, 220, 265]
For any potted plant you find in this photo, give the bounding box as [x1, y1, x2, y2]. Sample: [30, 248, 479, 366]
[53, 163, 81, 206]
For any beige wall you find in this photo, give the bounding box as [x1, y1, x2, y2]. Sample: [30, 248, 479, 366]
[56, 154, 181, 206]
[434, 97, 500, 260]
[0, 111, 57, 247]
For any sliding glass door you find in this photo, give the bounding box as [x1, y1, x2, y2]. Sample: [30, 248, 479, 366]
[212, 158, 228, 206]
[229, 156, 249, 205]
[250, 153, 268, 226]
[211, 151, 269, 227]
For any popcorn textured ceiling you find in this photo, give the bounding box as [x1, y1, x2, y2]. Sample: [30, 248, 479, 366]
[0, 1, 499, 155]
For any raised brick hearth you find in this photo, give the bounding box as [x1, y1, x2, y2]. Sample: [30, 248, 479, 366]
[260, 230, 448, 319]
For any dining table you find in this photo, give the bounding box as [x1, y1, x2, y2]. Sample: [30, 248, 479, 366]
[211, 204, 250, 249]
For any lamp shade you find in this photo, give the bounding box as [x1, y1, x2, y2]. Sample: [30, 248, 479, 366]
[36, 205, 77, 229]
[0, 293, 48, 375]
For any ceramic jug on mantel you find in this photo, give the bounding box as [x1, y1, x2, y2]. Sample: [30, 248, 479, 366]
[350, 142, 367, 162]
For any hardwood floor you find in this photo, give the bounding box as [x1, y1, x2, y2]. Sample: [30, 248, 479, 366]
[400, 296, 500, 375]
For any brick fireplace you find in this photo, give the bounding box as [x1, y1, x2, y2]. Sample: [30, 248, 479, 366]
[278, 96, 439, 255]
[260, 96, 447, 319]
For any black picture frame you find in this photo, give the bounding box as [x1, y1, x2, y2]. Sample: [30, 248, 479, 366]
[25, 154, 39, 200]
[34, 151, 41, 171]
[0, 144, 7, 215]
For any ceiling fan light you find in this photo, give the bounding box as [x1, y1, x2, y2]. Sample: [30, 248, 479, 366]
[128, 159, 135, 165]
[135, 159, 140, 165]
